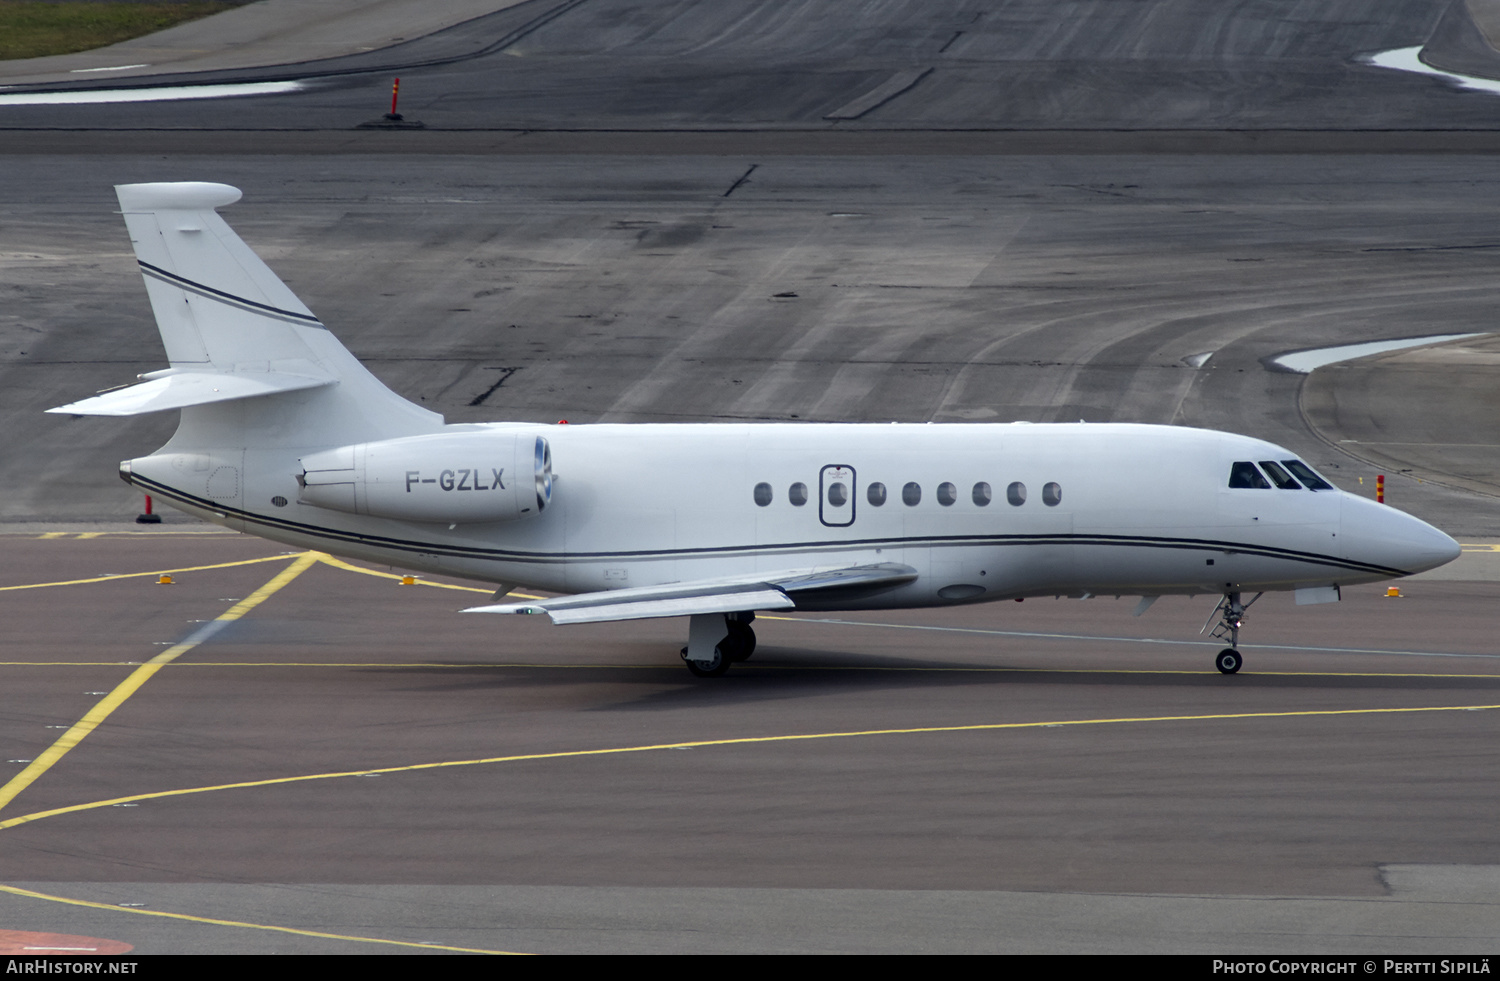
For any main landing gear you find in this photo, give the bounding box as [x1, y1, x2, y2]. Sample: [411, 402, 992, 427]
[681, 611, 756, 678]
[1204, 590, 1262, 675]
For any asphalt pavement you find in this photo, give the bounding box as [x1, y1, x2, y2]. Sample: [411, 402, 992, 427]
[3, 0, 1500, 956]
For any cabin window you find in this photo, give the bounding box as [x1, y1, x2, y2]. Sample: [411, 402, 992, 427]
[902, 482, 922, 506]
[1282, 459, 1334, 491]
[828, 482, 848, 507]
[1043, 481, 1062, 507]
[1258, 461, 1301, 490]
[1228, 462, 1270, 489]
[973, 482, 992, 506]
[789, 482, 808, 506]
[867, 482, 887, 506]
[1007, 481, 1026, 506]
[754, 482, 773, 506]
[937, 482, 957, 506]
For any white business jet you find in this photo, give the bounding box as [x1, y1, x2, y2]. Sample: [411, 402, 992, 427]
[51, 183, 1461, 677]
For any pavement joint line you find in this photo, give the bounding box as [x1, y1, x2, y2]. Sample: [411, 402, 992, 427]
[762, 615, 1500, 660]
[18, 531, 238, 538]
[0, 553, 293, 592]
[2, 662, 1499, 679]
[0, 884, 527, 956]
[0, 553, 319, 816]
[3, 702, 1498, 834]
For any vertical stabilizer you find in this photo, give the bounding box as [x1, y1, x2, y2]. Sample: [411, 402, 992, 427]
[117, 182, 323, 368]
[49, 183, 442, 444]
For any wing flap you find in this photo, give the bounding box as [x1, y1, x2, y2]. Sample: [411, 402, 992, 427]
[542, 589, 794, 625]
[464, 562, 917, 625]
[467, 581, 793, 624]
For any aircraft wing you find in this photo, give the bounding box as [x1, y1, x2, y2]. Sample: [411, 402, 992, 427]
[464, 562, 917, 625]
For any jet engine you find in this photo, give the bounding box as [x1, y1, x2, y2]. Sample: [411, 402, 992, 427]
[298, 431, 552, 523]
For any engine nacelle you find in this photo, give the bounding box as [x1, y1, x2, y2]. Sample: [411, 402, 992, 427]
[298, 431, 553, 523]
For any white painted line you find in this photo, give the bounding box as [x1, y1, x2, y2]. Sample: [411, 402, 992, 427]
[1272, 333, 1486, 373]
[0, 79, 305, 107]
[69, 64, 150, 74]
[1365, 46, 1500, 96]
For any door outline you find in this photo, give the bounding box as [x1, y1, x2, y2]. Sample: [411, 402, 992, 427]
[819, 464, 856, 528]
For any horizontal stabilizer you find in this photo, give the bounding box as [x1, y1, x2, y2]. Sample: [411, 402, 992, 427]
[47, 368, 335, 416]
[465, 562, 917, 625]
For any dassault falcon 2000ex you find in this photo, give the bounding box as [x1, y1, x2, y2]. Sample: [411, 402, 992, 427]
[51, 183, 1461, 677]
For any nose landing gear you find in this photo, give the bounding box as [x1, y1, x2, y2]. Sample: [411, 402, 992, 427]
[1204, 590, 1262, 674]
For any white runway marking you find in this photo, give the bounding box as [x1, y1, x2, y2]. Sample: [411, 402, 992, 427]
[0, 80, 305, 107]
[1272, 332, 1486, 373]
[1366, 46, 1500, 96]
[68, 65, 150, 74]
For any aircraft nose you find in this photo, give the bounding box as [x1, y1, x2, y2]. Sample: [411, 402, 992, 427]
[1339, 493, 1461, 575]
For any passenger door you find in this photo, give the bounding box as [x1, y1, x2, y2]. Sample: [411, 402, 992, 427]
[819, 465, 855, 527]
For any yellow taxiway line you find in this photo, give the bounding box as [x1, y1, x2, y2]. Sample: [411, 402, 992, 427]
[0, 553, 318, 815]
[0, 884, 526, 955]
[0, 554, 294, 592]
[4, 701, 1498, 833]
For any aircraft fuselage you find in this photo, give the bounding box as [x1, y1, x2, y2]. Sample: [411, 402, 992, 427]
[123, 419, 1455, 610]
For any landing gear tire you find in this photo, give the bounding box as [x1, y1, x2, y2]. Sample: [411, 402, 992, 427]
[723, 622, 756, 662]
[1216, 648, 1243, 675]
[682, 646, 731, 678]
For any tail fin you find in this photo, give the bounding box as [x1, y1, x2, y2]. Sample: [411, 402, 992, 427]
[121, 181, 322, 369]
[49, 183, 439, 441]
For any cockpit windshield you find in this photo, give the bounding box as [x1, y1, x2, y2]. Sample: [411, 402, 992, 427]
[1228, 459, 1335, 491]
[1228, 462, 1270, 489]
[1259, 461, 1301, 489]
[1281, 459, 1333, 491]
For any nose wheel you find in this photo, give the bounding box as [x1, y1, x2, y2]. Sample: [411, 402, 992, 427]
[1203, 590, 1261, 675]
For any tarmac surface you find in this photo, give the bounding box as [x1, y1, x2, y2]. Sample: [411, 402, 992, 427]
[8, 152, 1500, 538]
[0, 0, 535, 87]
[0, 0, 1497, 132]
[2, 532, 1500, 953]
[3, 0, 1500, 956]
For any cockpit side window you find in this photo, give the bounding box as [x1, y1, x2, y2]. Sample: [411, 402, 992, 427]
[1258, 461, 1301, 490]
[1282, 459, 1334, 491]
[1228, 461, 1270, 489]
